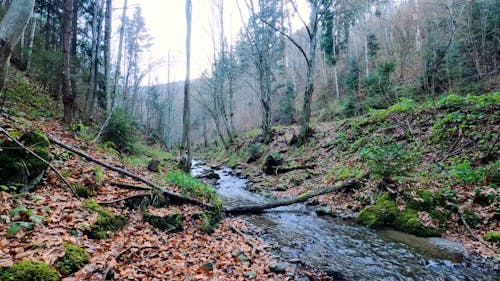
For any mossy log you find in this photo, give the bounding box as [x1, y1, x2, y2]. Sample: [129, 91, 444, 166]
[48, 136, 213, 209]
[224, 181, 356, 214]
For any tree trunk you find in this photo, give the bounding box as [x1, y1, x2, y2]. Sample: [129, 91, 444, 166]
[104, 0, 112, 114]
[26, 14, 36, 71]
[112, 0, 128, 109]
[225, 181, 356, 214]
[0, 0, 35, 97]
[62, 0, 75, 123]
[179, 0, 192, 172]
[298, 3, 319, 145]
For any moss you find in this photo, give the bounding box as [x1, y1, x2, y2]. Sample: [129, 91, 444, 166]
[0, 131, 50, 187]
[393, 208, 441, 237]
[143, 212, 184, 232]
[407, 190, 444, 211]
[1, 260, 59, 281]
[357, 194, 441, 237]
[357, 194, 398, 227]
[56, 243, 90, 276]
[75, 184, 94, 198]
[462, 210, 481, 227]
[484, 231, 500, 242]
[192, 211, 221, 234]
[83, 200, 127, 239]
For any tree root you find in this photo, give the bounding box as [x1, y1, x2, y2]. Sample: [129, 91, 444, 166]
[101, 245, 159, 281]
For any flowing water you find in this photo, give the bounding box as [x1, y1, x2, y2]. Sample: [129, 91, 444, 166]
[191, 161, 496, 281]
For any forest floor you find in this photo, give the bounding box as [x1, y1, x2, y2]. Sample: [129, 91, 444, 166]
[199, 93, 500, 261]
[0, 112, 291, 280]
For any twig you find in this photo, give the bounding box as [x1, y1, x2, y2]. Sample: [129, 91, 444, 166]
[101, 245, 159, 281]
[111, 181, 152, 191]
[460, 216, 500, 254]
[97, 192, 152, 205]
[229, 226, 260, 255]
[484, 130, 500, 160]
[0, 127, 80, 200]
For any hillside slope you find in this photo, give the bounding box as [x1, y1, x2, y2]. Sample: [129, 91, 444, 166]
[201, 93, 500, 258]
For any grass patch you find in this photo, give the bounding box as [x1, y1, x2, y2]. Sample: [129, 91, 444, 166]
[165, 171, 222, 208]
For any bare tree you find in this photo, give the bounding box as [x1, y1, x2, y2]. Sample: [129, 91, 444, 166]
[62, 0, 75, 123]
[0, 0, 35, 99]
[179, 0, 192, 172]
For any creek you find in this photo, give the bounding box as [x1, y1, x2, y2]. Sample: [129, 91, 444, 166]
[191, 160, 494, 281]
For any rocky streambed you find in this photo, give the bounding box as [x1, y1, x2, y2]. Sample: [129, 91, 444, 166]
[192, 160, 498, 280]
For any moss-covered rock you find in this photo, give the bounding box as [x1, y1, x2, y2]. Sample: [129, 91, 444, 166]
[357, 194, 398, 227]
[75, 184, 94, 198]
[1, 260, 59, 281]
[407, 190, 445, 211]
[56, 243, 90, 276]
[484, 231, 500, 242]
[0, 130, 50, 190]
[83, 200, 128, 239]
[143, 212, 184, 232]
[192, 211, 221, 234]
[357, 193, 441, 237]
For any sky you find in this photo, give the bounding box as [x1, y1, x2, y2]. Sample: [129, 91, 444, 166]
[114, 0, 310, 85]
[114, 0, 247, 84]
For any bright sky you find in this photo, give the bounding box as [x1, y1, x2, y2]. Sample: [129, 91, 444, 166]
[114, 0, 310, 85]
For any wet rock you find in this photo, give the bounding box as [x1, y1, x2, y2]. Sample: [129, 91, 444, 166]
[243, 271, 256, 278]
[322, 266, 346, 280]
[269, 262, 287, 273]
[315, 206, 333, 216]
[147, 159, 160, 172]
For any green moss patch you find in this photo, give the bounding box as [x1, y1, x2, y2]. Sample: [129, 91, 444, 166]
[143, 212, 184, 232]
[83, 200, 128, 239]
[0, 130, 50, 188]
[484, 231, 500, 242]
[56, 243, 90, 276]
[192, 211, 221, 234]
[357, 194, 441, 237]
[1, 260, 59, 281]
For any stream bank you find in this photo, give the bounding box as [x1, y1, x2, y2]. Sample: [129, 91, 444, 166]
[192, 160, 498, 280]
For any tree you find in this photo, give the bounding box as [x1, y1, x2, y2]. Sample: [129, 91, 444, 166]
[179, 0, 192, 172]
[0, 0, 35, 97]
[61, 0, 75, 123]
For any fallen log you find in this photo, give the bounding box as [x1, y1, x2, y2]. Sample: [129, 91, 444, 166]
[224, 180, 357, 214]
[48, 136, 213, 210]
[273, 164, 317, 174]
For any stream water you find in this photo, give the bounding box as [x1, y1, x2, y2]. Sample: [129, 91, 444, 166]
[191, 161, 496, 281]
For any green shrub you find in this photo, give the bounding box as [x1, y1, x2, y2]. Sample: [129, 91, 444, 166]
[1, 260, 59, 281]
[56, 243, 90, 276]
[101, 109, 139, 154]
[361, 143, 419, 181]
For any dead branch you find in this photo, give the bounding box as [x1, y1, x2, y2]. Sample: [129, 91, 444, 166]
[101, 245, 159, 281]
[460, 216, 500, 254]
[0, 127, 80, 199]
[97, 192, 152, 206]
[111, 181, 152, 191]
[229, 226, 260, 255]
[48, 135, 213, 210]
[273, 164, 317, 174]
[224, 180, 356, 214]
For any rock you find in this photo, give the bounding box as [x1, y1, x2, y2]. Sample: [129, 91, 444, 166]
[147, 159, 160, 172]
[203, 170, 220, 180]
[202, 261, 214, 271]
[242, 271, 256, 278]
[322, 266, 346, 280]
[143, 212, 184, 232]
[269, 262, 287, 273]
[232, 250, 251, 263]
[315, 206, 333, 216]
